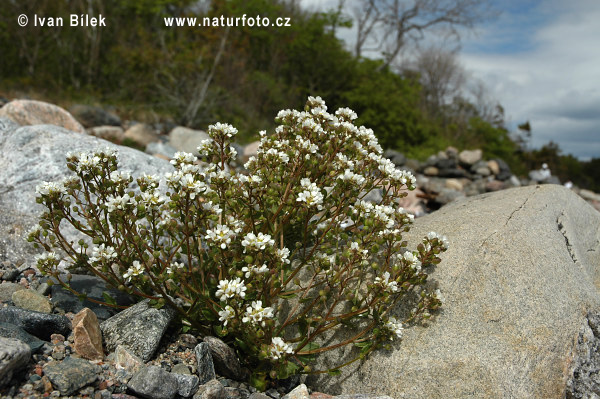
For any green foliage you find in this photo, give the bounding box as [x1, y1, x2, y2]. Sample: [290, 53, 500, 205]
[29, 98, 447, 389]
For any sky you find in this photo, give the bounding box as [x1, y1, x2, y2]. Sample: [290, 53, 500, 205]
[458, 0, 600, 160]
[302, 0, 600, 160]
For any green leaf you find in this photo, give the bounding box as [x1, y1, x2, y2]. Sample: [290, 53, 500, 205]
[278, 292, 298, 299]
[102, 291, 117, 306]
[327, 368, 341, 376]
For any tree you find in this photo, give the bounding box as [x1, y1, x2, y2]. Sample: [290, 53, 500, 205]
[351, 0, 495, 68]
[409, 45, 466, 119]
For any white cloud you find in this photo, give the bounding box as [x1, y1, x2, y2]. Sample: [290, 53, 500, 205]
[460, 0, 600, 159]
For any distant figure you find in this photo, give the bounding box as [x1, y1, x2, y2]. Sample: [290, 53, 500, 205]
[528, 163, 553, 183]
[564, 181, 573, 189]
[539, 163, 551, 180]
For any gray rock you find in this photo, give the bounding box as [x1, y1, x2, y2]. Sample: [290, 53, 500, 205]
[0, 117, 19, 133]
[334, 396, 394, 399]
[249, 393, 271, 399]
[36, 282, 51, 295]
[127, 366, 179, 399]
[0, 322, 45, 352]
[101, 299, 175, 362]
[172, 363, 192, 375]
[195, 342, 216, 385]
[69, 104, 121, 128]
[579, 189, 600, 203]
[282, 384, 309, 399]
[437, 167, 469, 178]
[0, 337, 31, 387]
[146, 141, 178, 159]
[433, 188, 465, 206]
[309, 185, 600, 398]
[474, 166, 491, 177]
[0, 282, 26, 302]
[0, 124, 174, 268]
[168, 126, 210, 154]
[50, 274, 135, 320]
[383, 149, 406, 167]
[422, 166, 438, 176]
[567, 310, 600, 398]
[458, 149, 482, 165]
[107, 345, 144, 374]
[361, 189, 383, 204]
[174, 373, 200, 398]
[0, 305, 71, 340]
[492, 158, 512, 181]
[193, 379, 226, 399]
[12, 289, 52, 313]
[43, 356, 101, 395]
[435, 158, 457, 170]
[124, 123, 160, 147]
[0, 100, 85, 133]
[87, 126, 125, 142]
[463, 179, 486, 197]
[203, 336, 243, 380]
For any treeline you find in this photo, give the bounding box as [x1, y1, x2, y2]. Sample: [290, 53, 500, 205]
[1, 0, 598, 191]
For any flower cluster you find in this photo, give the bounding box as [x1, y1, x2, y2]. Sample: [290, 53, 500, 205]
[29, 97, 448, 390]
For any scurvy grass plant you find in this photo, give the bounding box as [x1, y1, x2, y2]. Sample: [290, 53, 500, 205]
[28, 96, 448, 389]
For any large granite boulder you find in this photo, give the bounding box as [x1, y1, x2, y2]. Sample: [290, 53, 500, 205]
[0, 100, 84, 133]
[0, 122, 174, 266]
[309, 185, 600, 398]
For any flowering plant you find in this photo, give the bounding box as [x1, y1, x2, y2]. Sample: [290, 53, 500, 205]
[28, 97, 448, 389]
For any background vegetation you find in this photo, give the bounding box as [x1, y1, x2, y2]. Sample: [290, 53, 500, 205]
[1, 0, 598, 191]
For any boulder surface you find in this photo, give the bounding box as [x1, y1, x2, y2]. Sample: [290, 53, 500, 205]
[0, 123, 174, 266]
[309, 185, 600, 399]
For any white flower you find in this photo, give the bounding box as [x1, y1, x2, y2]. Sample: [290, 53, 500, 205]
[375, 271, 398, 293]
[296, 179, 324, 210]
[141, 191, 167, 207]
[337, 169, 366, 185]
[109, 171, 131, 184]
[205, 225, 236, 249]
[202, 201, 222, 215]
[170, 152, 197, 166]
[179, 174, 207, 199]
[402, 251, 421, 272]
[264, 148, 290, 164]
[242, 232, 274, 252]
[25, 224, 42, 239]
[76, 152, 101, 174]
[215, 277, 247, 301]
[218, 305, 235, 326]
[238, 174, 262, 185]
[295, 135, 318, 154]
[36, 252, 58, 264]
[106, 194, 137, 213]
[269, 337, 293, 360]
[89, 244, 117, 263]
[385, 317, 404, 340]
[335, 107, 358, 121]
[123, 261, 144, 282]
[308, 96, 326, 108]
[208, 122, 238, 138]
[426, 232, 449, 250]
[241, 263, 269, 278]
[197, 139, 214, 155]
[172, 261, 185, 270]
[242, 300, 274, 326]
[138, 173, 160, 188]
[349, 241, 369, 260]
[276, 247, 290, 264]
[35, 181, 67, 197]
[434, 289, 443, 302]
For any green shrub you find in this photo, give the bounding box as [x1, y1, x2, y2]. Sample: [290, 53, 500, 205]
[29, 97, 447, 390]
